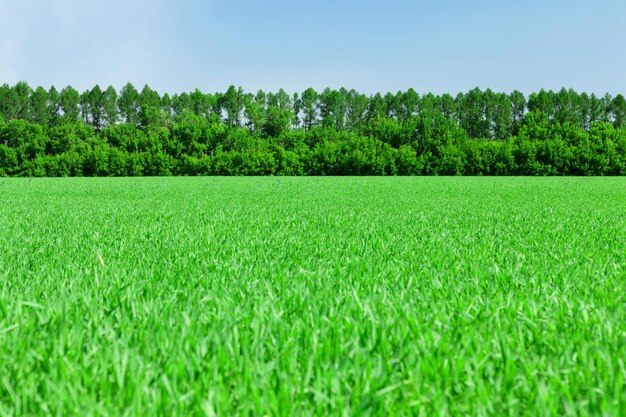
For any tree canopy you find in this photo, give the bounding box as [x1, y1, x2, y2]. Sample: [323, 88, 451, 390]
[0, 82, 625, 176]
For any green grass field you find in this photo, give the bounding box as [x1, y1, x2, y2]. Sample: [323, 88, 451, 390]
[1, 177, 625, 416]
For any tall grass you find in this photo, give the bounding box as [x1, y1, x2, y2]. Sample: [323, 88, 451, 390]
[0, 177, 625, 416]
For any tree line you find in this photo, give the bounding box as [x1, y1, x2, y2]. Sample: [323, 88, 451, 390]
[0, 82, 625, 176]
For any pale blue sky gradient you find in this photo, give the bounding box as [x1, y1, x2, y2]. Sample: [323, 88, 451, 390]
[0, 0, 624, 95]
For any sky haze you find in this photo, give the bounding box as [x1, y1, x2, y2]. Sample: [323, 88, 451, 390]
[0, 0, 624, 95]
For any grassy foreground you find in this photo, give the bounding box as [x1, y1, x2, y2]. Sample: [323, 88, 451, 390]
[0, 177, 625, 416]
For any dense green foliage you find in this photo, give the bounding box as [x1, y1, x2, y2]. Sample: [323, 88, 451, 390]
[1, 177, 625, 416]
[1, 83, 625, 176]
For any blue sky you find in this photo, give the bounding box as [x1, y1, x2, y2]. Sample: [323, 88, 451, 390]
[0, 0, 624, 95]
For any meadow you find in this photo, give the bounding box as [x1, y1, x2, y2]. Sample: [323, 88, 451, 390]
[0, 177, 625, 416]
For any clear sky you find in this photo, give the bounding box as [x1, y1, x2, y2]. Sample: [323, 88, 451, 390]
[0, 0, 624, 95]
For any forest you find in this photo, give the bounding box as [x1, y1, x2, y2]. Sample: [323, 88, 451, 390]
[0, 82, 625, 176]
